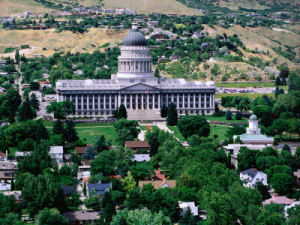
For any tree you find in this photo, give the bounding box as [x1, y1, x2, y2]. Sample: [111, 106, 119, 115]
[30, 93, 40, 110]
[256, 203, 286, 225]
[35, 120, 48, 141]
[237, 147, 260, 172]
[0, 193, 20, 217]
[167, 103, 178, 126]
[52, 119, 64, 135]
[275, 76, 281, 86]
[93, 135, 111, 152]
[114, 119, 140, 145]
[111, 208, 172, 225]
[146, 127, 160, 156]
[84, 190, 101, 211]
[160, 105, 168, 118]
[0, 213, 24, 225]
[270, 172, 294, 195]
[288, 71, 300, 91]
[29, 81, 40, 91]
[46, 101, 75, 119]
[256, 182, 270, 200]
[101, 192, 115, 224]
[64, 120, 79, 144]
[287, 205, 300, 225]
[225, 110, 232, 120]
[118, 104, 127, 119]
[121, 171, 136, 197]
[15, 49, 20, 64]
[37, 208, 68, 225]
[154, 68, 160, 78]
[0, 88, 22, 123]
[17, 97, 36, 121]
[281, 77, 287, 86]
[235, 111, 242, 120]
[179, 209, 196, 225]
[177, 115, 210, 139]
[82, 146, 96, 160]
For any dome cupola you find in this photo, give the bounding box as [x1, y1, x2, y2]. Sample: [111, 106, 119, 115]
[123, 29, 147, 47]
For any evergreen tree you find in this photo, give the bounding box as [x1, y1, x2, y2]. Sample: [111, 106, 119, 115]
[0, 88, 22, 123]
[275, 86, 280, 96]
[160, 105, 168, 118]
[64, 120, 79, 144]
[83, 183, 87, 196]
[17, 97, 36, 122]
[225, 110, 232, 120]
[36, 120, 48, 142]
[167, 103, 178, 126]
[82, 146, 96, 160]
[15, 49, 20, 64]
[154, 68, 160, 78]
[30, 93, 40, 110]
[275, 76, 281, 86]
[179, 209, 196, 225]
[93, 135, 111, 152]
[235, 111, 242, 120]
[101, 192, 115, 224]
[52, 119, 64, 135]
[118, 104, 127, 119]
[281, 77, 287, 86]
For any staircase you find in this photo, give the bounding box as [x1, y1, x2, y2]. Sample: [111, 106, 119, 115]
[127, 109, 164, 121]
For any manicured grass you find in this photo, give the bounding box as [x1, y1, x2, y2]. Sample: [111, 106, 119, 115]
[43, 121, 117, 145]
[216, 93, 273, 99]
[205, 115, 247, 124]
[168, 126, 185, 141]
[140, 125, 158, 131]
[216, 82, 277, 88]
[168, 124, 228, 141]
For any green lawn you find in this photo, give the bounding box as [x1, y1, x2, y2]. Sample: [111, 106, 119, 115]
[216, 93, 273, 99]
[168, 124, 228, 142]
[44, 121, 117, 145]
[205, 115, 247, 124]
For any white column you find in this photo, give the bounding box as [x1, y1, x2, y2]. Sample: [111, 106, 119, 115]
[147, 94, 149, 110]
[158, 94, 161, 109]
[212, 93, 215, 110]
[188, 93, 190, 110]
[81, 95, 84, 111]
[204, 93, 207, 109]
[92, 95, 95, 110]
[130, 94, 133, 110]
[75, 95, 78, 111]
[125, 94, 127, 106]
[98, 95, 100, 110]
[118, 94, 121, 107]
[177, 94, 179, 108]
[199, 94, 201, 109]
[193, 94, 196, 109]
[141, 94, 144, 110]
[104, 95, 106, 109]
[152, 94, 155, 109]
[109, 94, 112, 109]
[171, 94, 174, 103]
[182, 94, 185, 109]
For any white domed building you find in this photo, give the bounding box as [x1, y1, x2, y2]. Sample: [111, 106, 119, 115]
[56, 29, 216, 120]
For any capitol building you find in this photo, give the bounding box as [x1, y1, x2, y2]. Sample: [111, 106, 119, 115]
[56, 28, 216, 120]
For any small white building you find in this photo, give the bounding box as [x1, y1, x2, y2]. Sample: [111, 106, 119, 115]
[132, 154, 150, 162]
[3, 191, 22, 202]
[284, 201, 300, 218]
[0, 182, 11, 192]
[240, 168, 268, 188]
[49, 146, 63, 163]
[178, 201, 199, 217]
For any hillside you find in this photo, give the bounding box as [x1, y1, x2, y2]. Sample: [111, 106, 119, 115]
[0, 0, 51, 16]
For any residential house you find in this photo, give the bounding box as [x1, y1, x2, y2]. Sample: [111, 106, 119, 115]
[0, 161, 18, 181]
[293, 169, 300, 185]
[75, 146, 88, 157]
[125, 141, 150, 152]
[263, 195, 294, 206]
[138, 180, 176, 189]
[0, 151, 7, 161]
[132, 154, 150, 162]
[49, 146, 63, 163]
[3, 191, 22, 203]
[150, 170, 165, 181]
[15, 151, 31, 159]
[179, 201, 198, 217]
[0, 182, 11, 192]
[62, 185, 76, 196]
[63, 211, 99, 225]
[87, 182, 112, 197]
[240, 168, 268, 188]
[78, 165, 90, 180]
[147, 20, 159, 27]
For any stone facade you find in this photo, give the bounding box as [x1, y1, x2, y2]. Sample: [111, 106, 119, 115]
[56, 29, 215, 119]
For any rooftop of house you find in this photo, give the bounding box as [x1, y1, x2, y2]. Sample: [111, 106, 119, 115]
[0, 161, 18, 170]
[138, 180, 176, 189]
[179, 201, 199, 216]
[150, 170, 166, 181]
[87, 182, 112, 195]
[62, 185, 76, 195]
[0, 152, 7, 157]
[75, 146, 88, 154]
[293, 169, 300, 178]
[63, 211, 99, 221]
[132, 154, 150, 162]
[50, 146, 63, 154]
[240, 168, 265, 178]
[263, 195, 295, 206]
[125, 141, 150, 148]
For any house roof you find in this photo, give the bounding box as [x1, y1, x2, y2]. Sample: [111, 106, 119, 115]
[0, 152, 6, 157]
[75, 146, 87, 154]
[125, 141, 149, 148]
[62, 185, 76, 195]
[133, 154, 150, 162]
[0, 161, 18, 170]
[263, 196, 294, 205]
[293, 169, 300, 179]
[138, 180, 176, 189]
[50, 146, 63, 154]
[63, 211, 99, 221]
[87, 182, 112, 195]
[82, 176, 90, 183]
[239, 133, 274, 141]
[150, 170, 166, 181]
[179, 201, 198, 216]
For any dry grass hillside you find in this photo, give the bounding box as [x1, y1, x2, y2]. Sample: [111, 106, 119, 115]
[0, 28, 127, 57]
[0, 0, 51, 16]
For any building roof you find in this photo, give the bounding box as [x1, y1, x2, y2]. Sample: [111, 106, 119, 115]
[50, 146, 63, 154]
[125, 141, 149, 148]
[249, 114, 258, 121]
[179, 201, 198, 216]
[133, 154, 150, 162]
[150, 170, 166, 181]
[239, 133, 274, 141]
[263, 195, 294, 206]
[240, 168, 267, 184]
[87, 182, 112, 195]
[138, 180, 176, 189]
[293, 169, 300, 179]
[0, 152, 6, 157]
[75, 146, 87, 154]
[63, 211, 99, 221]
[62, 185, 76, 195]
[0, 161, 18, 170]
[123, 29, 147, 46]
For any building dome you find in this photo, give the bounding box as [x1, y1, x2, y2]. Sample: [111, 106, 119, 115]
[249, 114, 258, 121]
[123, 29, 147, 46]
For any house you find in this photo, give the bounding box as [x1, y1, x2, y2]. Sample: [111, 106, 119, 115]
[263, 195, 294, 206]
[87, 182, 112, 197]
[132, 154, 150, 162]
[150, 170, 165, 181]
[0, 182, 11, 191]
[147, 20, 159, 27]
[63, 211, 99, 225]
[240, 168, 268, 188]
[179, 201, 198, 217]
[125, 141, 150, 152]
[284, 201, 300, 218]
[15, 151, 31, 159]
[49, 146, 63, 163]
[138, 180, 176, 189]
[0, 151, 7, 161]
[0, 161, 18, 181]
[0, 72, 8, 77]
[62, 185, 76, 196]
[44, 94, 57, 101]
[78, 165, 90, 180]
[75, 146, 88, 156]
[236, 115, 274, 146]
[293, 169, 300, 185]
[3, 191, 22, 203]
[74, 70, 83, 75]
